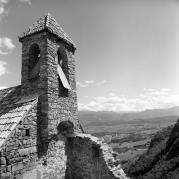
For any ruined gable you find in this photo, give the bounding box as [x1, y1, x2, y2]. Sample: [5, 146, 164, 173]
[0, 13, 128, 179]
[0, 13, 80, 178]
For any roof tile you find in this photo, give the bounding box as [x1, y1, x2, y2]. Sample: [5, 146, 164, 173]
[19, 13, 76, 49]
[0, 86, 38, 148]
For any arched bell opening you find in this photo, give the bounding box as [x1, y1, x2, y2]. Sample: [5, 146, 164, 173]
[28, 43, 41, 81]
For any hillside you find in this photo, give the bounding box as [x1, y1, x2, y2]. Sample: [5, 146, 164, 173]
[79, 107, 179, 171]
[126, 119, 179, 179]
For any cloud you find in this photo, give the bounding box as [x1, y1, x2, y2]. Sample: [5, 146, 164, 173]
[18, 0, 31, 5]
[78, 89, 179, 112]
[0, 37, 15, 55]
[77, 80, 107, 88]
[96, 80, 107, 86]
[77, 82, 89, 88]
[0, 86, 7, 90]
[0, 0, 8, 3]
[108, 92, 116, 97]
[0, 6, 4, 15]
[0, 61, 7, 76]
[85, 80, 94, 84]
[0, 0, 31, 20]
[77, 80, 94, 88]
[0, 0, 8, 19]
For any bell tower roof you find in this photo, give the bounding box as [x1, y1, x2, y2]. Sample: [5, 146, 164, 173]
[18, 13, 76, 49]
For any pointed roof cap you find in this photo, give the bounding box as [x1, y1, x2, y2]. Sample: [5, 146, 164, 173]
[19, 13, 76, 49]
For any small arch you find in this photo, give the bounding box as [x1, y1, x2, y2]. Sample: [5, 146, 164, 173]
[57, 46, 68, 72]
[57, 121, 74, 137]
[28, 43, 41, 80]
[57, 50, 63, 67]
[25, 128, 30, 137]
[58, 77, 69, 97]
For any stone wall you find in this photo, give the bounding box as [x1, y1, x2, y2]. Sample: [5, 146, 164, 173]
[0, 107, 129, 179]
[20, 32, 48, 96]
[20, 31, 81, 157]
[65, 133, 128, 179]
[45, 33, 80, 136]
[0, 15, 129, 179]
[35, 140, 66, 179]
[0, 104, 38, 178]
[0, 29, 82, 178]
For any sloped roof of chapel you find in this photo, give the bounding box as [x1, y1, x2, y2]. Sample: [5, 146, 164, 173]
[0, 86, 38, 148]
[18, 13, 76, 49]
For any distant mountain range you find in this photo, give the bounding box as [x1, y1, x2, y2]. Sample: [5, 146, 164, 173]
[79, 106, 179, 126]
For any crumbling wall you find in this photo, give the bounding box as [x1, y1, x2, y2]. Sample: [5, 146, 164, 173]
[33, 139, 66, 179]
[0, 111, 128, 179]
[34, 121, 128, 179]
[0, 104, 38, 179]
[64, 133, 128, 179]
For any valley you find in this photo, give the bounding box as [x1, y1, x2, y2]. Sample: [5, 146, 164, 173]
[79, 108, 179, 165]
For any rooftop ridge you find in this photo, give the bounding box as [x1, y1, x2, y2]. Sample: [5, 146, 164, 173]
[18, 13, 76, 49]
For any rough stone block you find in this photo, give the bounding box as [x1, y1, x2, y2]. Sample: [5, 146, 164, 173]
[0, 157, 6, 165]
[1, 172, 11, 178]
[6, 165, 11, 172]
[12, 163, 23, 172]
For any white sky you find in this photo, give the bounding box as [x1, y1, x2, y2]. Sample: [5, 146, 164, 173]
[0, 0, 179, 111]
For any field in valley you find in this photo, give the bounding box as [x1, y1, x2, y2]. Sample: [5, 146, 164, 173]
[79, 109, 179, 164]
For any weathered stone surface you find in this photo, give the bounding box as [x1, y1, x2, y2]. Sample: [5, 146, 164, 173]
[21, 169, 42, 179]
[0, 14, 80, 179]
[6, 165, 11, 172]
[12, 163, 23, 172]
[0, 14, 129, 179]
[35, 140, 66, 179]
[64, 132, 128, 179]
[1, 157, 6, 165]
[0, 105, 38, 178]
[18, 147, 37, 156]
[1, 172, 11, 178]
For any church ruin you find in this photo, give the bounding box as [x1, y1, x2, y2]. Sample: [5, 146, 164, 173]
[0, 13, 128, 179]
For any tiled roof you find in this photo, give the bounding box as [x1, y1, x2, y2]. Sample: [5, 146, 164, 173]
[18, 13, 76, 49]
[0, 86, 38, 148]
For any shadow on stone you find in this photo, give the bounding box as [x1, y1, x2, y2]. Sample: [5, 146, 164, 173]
[57, 121, 128, 179]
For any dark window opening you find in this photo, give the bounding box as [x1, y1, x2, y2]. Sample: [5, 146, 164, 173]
[57, 47, 69, 77]
[25, 129, 30, 137]
[58, 77, 68, 97]
[57, 47, 70, 97]
[92, 145, 100, 158]
[57, 51, 63, 67]
[28, 44, 41, 81]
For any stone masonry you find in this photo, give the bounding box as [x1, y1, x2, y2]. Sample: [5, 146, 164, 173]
[0, 13, 129, 179]
[19, 14, 81, 156]
[0, 13, 81, 178]
[58, 121, 128, 179]
[0, 93, 38, 178]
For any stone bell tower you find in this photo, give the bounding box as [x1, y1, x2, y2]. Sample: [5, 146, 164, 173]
[18, 13, 80, 153]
